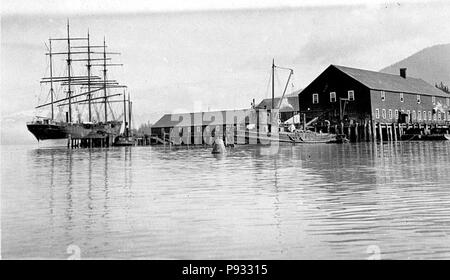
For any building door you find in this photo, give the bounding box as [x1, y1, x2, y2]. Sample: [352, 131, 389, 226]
[398, 112, 407, 123]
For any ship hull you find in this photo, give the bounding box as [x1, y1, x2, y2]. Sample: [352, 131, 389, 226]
[27, 122, 122, 141]
[27, 123, 68, 140]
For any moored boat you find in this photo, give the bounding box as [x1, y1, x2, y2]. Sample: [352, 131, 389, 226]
[245, 130, 341, 144]
[242, 60, 342, 145]
[27, 21, 131, 145]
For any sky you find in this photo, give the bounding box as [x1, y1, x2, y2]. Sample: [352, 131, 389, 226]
[1, 0, 450, 144]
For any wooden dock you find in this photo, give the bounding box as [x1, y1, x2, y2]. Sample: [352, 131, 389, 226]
[66, 121, 449, 149]
[323, 121, 449, 143]
[142, 122, 449, 147]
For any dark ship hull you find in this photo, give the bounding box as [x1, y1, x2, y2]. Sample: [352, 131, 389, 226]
[27, 123, 67, 140]
[27, 121, 122, 141]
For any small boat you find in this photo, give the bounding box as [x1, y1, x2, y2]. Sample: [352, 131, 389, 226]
[114, 136, 134, 146]
[248, 60, 342, 145]
[280, 130, 339, 143]
[246, 130, 341, 144]
[327, 134, 349, 144]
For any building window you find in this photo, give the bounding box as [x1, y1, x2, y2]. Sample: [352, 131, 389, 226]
[382, 109, 386, 119]
[438, 112, 441, 121]
[395, 109, 399, 120]
[418, 111, 422, 121]
[432, 96, 436, 104]
[412, 110, 416, 121]
[375, 109, 380, 119]
[428, 111, 432, 121]
[313, 93, 319, 104]
[348, 90, 355, 101]
[417, 95, 421, 104]
[447, 98, 450, 107]
[423, 111, 427, 121]
[407, 110, 410, 122]
[400, 93, 404, 102]
[389, 109, 393, 119]
[330, 92, 336, 103]
[381, 91, 386, 101]
[433, 112, 437, 121]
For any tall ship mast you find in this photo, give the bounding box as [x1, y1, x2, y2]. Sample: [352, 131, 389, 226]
[27, 21, 130, 145]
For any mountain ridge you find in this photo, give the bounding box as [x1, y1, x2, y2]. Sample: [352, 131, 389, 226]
[380, 43, 450, 89]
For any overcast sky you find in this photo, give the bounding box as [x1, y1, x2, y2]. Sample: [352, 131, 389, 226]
[1, 0, 450, 143]
[2, 0, 432, 15]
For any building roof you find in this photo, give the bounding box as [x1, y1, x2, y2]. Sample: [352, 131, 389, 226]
[256, 92, 300, 112]
[152, 109, 252, 128]
[152, 113, 191, 128]
[332, 65, 449, 97]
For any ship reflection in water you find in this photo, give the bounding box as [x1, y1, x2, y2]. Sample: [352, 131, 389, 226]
[1, 142, 450, 259]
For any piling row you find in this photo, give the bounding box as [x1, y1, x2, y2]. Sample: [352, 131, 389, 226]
[142, 121, 449, 146]
[67, 136, 114, 149]
[326, 121, 449, 142]
[68, 122, 449, 148]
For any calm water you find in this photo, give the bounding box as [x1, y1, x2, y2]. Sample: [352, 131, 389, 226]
[1, 141, 450, 259]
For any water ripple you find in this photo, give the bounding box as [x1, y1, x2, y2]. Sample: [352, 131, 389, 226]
[1, 141, 450, 259]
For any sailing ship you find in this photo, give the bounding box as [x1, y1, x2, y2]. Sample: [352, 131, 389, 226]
[27, 21, 132, 145]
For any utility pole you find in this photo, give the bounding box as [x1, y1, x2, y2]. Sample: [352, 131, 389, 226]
[123, 91, 127, 136]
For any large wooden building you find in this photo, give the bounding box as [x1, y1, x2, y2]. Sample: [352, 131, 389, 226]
[298, 65, 450, 126]
[150, 109, 273, 145]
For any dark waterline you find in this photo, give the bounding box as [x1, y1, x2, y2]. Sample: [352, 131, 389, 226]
[1, 142, 450, 259]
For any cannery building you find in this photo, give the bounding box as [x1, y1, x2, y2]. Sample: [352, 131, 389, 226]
[150, 109, 276, 145]
[298, 65, 450, 126]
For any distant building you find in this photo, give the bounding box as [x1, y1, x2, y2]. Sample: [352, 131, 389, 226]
[298, 65, 450, 125]
[255, 92, 300, 123]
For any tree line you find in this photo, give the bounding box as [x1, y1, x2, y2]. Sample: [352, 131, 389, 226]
[435, 81, 450, 94]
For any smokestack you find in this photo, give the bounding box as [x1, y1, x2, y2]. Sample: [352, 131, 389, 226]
[400, 68, 407, 79]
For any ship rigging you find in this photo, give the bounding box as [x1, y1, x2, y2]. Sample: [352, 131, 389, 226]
[27, 21, 132, 146]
